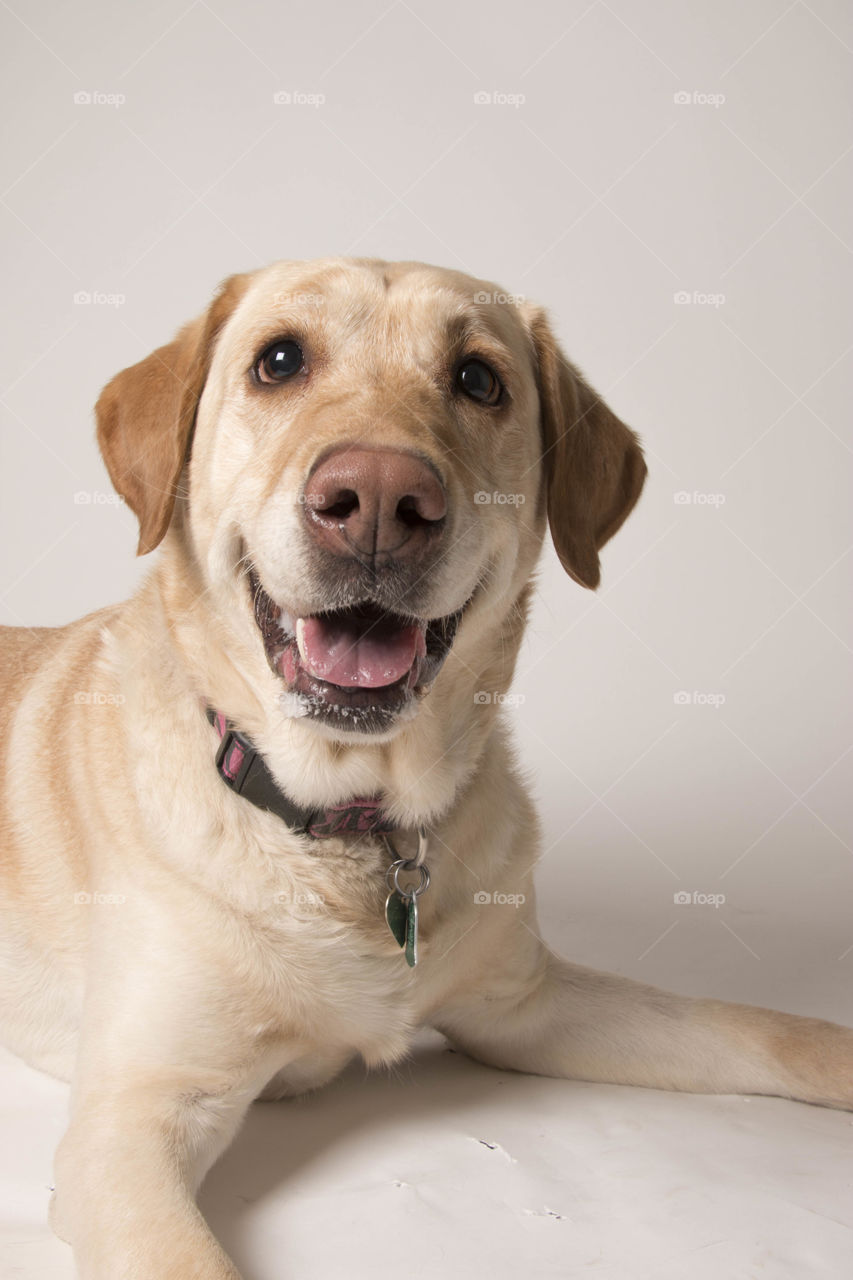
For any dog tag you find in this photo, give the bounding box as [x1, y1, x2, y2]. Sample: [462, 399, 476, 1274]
[384, 840, 430, 969]
[405, 892, 418, 967]
[385, 890, 408, 949]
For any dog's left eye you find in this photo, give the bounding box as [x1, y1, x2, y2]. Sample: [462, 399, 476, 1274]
[456, 358, 502, 405]
[255, 339, 305, 383]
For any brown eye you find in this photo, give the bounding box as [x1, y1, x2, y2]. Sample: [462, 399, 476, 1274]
[255, 339, 304, 383]
[456, 358, 502, 405]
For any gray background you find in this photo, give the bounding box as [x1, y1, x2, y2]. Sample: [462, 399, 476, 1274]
[3, 0, 850, 1013]
[1, 4, 852, 1277]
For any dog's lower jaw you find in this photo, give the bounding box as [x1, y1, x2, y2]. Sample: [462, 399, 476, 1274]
[246, 564, 467, 737]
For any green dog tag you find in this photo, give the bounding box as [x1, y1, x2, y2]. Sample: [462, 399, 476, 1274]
[385, 891, 408, 948]
[405, 893, 418, 967]
[384, 890, 419, 967]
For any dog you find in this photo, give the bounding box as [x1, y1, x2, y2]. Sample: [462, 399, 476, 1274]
[1, 258, 850, 1279]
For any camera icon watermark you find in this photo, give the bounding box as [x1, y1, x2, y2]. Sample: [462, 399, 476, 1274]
[673, 690, 726, 709]
[673, 490, 726, 507]
[674, 890, 726, 908]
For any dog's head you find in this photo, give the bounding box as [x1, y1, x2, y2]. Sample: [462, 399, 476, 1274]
[97, 259, 646, 741]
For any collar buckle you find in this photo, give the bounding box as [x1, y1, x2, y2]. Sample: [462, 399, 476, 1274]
[213, 723, 256, 795]
[206, 706, 394, 840]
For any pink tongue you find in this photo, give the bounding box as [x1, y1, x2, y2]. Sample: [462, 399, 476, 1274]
[299, 615, 426, 689]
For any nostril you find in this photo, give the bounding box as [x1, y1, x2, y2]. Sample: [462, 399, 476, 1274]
[317, 488, 359, 520]
[396, 494, 437, 529]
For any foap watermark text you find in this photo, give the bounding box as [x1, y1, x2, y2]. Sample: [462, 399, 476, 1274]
[673, 90, 726, 108]
[473, 891, 526, 907]
[473, 90, 525, 108]
[474, 691, 525, 707]
[474, 490, 525, 506]
[674, 290, 725, 307]
[673, 690, 726, 708]
[673, 490, 726, 506]
[273, 90, 325, 107]
[674, 890, 726, 908]
[74, 90, 125, 108]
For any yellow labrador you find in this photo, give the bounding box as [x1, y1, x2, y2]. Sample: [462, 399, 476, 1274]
[1, 258, 850, 1280]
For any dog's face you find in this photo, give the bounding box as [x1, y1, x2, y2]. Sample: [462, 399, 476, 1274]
[96, 258, 646, 742]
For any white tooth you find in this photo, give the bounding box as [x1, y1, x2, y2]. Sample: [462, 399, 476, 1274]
[277, 607, 295, 636]
[295, 617, 308, 663]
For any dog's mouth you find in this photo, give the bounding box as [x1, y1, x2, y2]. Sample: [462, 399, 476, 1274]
[248, 568, 464, 733]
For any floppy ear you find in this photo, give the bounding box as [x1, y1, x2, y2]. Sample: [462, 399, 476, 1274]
[525, 305, 647, 590]
[95, 273, 251, 555]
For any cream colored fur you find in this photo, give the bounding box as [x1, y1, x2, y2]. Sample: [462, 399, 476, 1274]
[1, 259, 850, 1280]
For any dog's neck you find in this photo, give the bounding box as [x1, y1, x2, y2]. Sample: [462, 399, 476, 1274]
[205, 706, 400, 838]
[149, 540, 535, 830]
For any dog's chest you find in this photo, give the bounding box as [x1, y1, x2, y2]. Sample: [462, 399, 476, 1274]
[248, 925, 424, 1074]
[207, 820, 465, 1073]
[236, 861, 428, 1066]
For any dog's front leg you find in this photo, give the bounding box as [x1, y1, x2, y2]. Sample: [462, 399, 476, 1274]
[51, 1054, 274, 1279]
[431, 926, 853, 1110]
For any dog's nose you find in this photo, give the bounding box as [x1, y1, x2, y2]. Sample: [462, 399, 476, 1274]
[303, 447, 447, 560]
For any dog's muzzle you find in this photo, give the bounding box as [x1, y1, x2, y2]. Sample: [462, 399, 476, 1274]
[248, 445, 465, 733]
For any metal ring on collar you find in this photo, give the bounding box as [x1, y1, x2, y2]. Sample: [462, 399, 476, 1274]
[386, 861, 430, 899]
[383, 827, 430, 869]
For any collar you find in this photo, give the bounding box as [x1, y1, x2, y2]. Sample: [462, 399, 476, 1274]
[206, 708, 397, 839]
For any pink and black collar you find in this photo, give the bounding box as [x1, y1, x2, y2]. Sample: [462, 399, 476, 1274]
[206, 708, 396, 839]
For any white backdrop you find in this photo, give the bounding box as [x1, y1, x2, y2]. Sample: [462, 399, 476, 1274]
[1, 3, 851, 1278]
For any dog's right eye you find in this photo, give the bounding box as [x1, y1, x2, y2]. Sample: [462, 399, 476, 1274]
[456, 358, 503, 406]
[254, 339, 305, 383]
